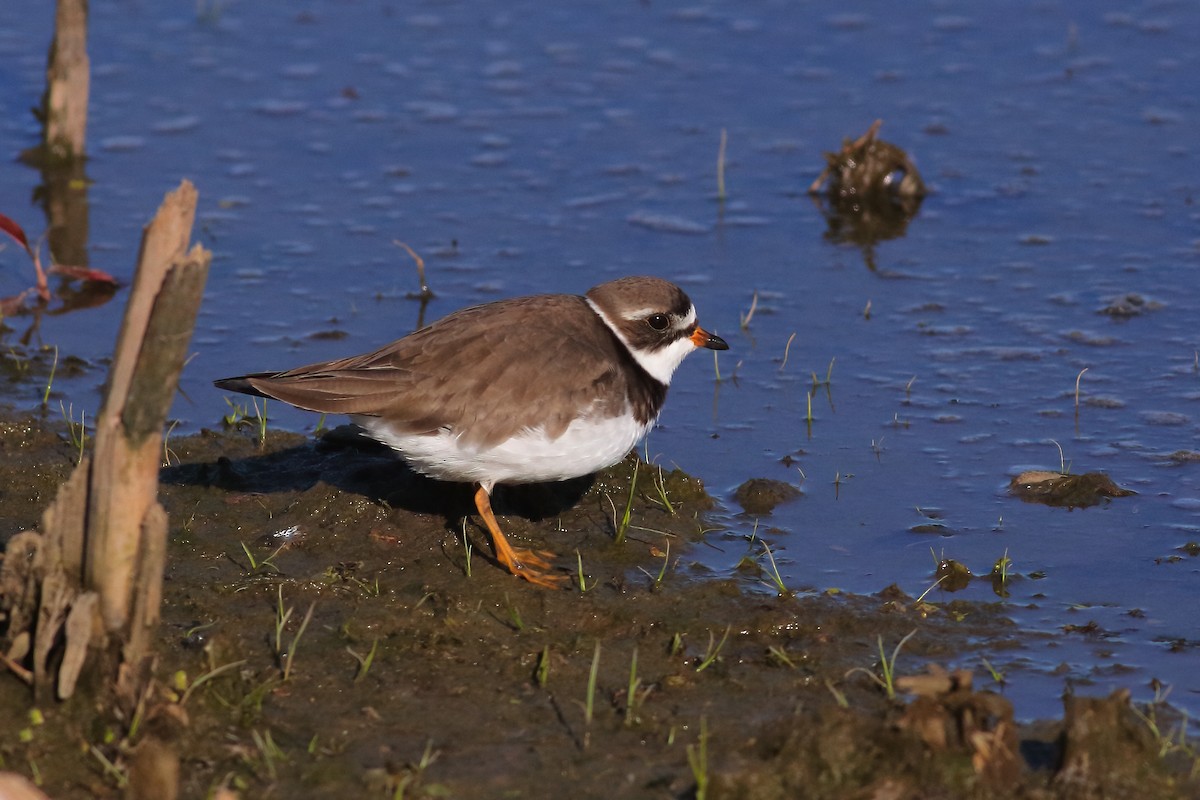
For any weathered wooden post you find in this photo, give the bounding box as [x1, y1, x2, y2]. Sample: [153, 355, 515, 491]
[44, 0, 90, 161]
[1, 181, 209, 721]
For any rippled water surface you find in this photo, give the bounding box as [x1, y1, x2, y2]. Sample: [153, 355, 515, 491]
[1, 1, 1198, 720]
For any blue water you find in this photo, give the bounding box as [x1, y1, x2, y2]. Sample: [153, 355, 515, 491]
[1, 1, 1198, 721]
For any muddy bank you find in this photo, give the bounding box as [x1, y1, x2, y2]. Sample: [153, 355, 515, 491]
[0, 413, 1195, 799]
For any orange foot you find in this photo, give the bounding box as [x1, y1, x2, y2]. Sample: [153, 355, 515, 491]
[499, 547, 568, 589]
[474, 485, 567, 589]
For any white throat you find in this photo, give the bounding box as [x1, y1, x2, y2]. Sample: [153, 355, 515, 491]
[587, 298, 697, 385]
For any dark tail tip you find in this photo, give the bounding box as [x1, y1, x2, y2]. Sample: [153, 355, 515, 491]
[213, 375, 269, 397]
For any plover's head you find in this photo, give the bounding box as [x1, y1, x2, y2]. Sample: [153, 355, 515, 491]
[585, 276, 728, 385]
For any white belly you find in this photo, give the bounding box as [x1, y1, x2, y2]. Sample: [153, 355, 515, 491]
[354, 410, 651, 493]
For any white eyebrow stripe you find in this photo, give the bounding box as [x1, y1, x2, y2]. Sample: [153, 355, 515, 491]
[619, 305, 697, 328]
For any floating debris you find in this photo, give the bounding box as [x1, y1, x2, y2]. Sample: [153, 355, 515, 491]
[1009, 470, 1135, 509]
[733, 477, 801, 515]
[807, 119, 925, 270]
[808, 119, 926, 201]
[1099, 293, 1163, 318]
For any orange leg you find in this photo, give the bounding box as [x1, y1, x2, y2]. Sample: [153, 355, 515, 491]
[474, 485, 566, 588]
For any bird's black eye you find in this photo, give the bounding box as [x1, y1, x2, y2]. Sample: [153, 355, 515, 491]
[647, 314, 670, 331]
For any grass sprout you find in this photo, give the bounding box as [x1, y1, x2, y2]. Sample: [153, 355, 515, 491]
[58, 401, 86, 464]
[845, 629, 917, 700]
[811, 357, 835, 388]
[179, 659, 247, 706]
[536, 645, 550, 688]
[760, 541, 790, 597]
[650, 465, 676, 515]
[348, 639, 379, 683]
[624, 647, 652, 727]
[614, 459, 638, 545]
[42, 345, 58, 406]
[695, 626, 731, 673]
[575, 550, 595, 593]
[686, 717, 710, 800]
[239, 540, 284, 573]
[274, 586, 316, 681]
[585, 641, 601, 730]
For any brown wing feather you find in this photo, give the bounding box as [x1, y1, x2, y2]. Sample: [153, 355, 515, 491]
[215, 294, 636, 447]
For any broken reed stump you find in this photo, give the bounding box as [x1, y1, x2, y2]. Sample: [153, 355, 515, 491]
[44, 0, 90, 161]
[0, 181, 210, 714]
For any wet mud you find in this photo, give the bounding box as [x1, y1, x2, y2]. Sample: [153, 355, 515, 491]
[1, 413, 1196, 799]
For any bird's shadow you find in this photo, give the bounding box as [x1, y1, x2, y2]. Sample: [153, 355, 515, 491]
[161, 424, 596, 529]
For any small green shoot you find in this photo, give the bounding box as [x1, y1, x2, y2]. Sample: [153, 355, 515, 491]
[503, 593, 525, 632]
[624, 646, 649, 727]
[992, 549, 1013, 585]
[585, 641, 601, 728]
[1074, 367, 1088, 414]
[914, 574, 948, 605]
[90, 745, 128, 788]
[695, 626, 731, 673]
[535, 645, 550, 688]
[669, 632, 684, 657]
[845, 629, 917, 700]
[811, 357, 835, 388]
[712, 349, 722, 383]
[239, 540, 284, 573]
[1129, 684, 1197, 760]
[179, 659, 247, 705]
[614, 459, 638, 545]
[824, 678, 849, 708]
[348, 639, 379, 683]
[980, 657, 1006, 686]
[41, 345, 57, 406]
[253, 397, 268, 446]
[575, 550, 594, 593]
[650, 465, 676, 515]
[767, 645, 797, 669]
[760, 541, 790, 597]
[686, 717, 710, 800]
[58, 401, 86, 464]
[461, 520, 473, 578]
[222, 396, 249, 427]
[274, 585, 315, 681]
[249, 728, 286, 782]
[637, 539, 671, 589]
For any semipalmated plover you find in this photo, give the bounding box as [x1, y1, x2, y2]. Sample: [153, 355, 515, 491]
[215, 276, 728, 587]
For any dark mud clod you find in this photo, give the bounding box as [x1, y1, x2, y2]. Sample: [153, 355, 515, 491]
[1009, 470, 1136, 509]
[1099, 293, 1163, 318]
[733, 478, 802, 515]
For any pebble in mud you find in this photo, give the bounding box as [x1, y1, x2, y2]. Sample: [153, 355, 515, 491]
[733, 477, 801, 515]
